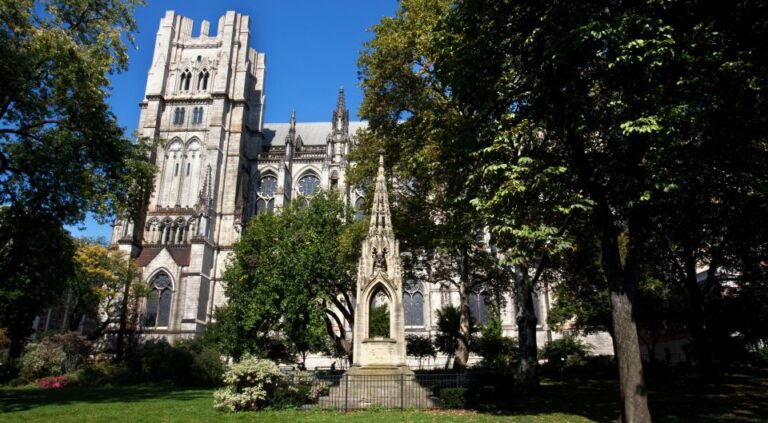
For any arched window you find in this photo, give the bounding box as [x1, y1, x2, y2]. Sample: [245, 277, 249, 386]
[173, 107, 185, 125]
[180, 139, 202, 207]
[198, 69, 210, 91]
[192, 107, 204, 125]
[469, 289, 491, 325]
[180, 69, 191, 91]
[369, 288, 391, 338]
[354, 196, 365, 221]
[160, 141, 183, 206]
[297, 174, 320, 196]
[144, 272, 173, 327]
[403, 279, 424, 326]
[255, 174, 277, 214]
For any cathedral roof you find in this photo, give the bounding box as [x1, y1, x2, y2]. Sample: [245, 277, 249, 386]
[262, 121, 367, 146]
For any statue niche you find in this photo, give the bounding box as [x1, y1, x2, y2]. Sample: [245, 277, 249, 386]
[372, 247, 387, 273]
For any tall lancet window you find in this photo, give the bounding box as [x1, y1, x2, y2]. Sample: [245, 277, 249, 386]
[161, 140, 183, 206]
[144, 272, 173, 328]
[180, 69, 191, 91]
[403, 279, 424, 326]
[198, 69, 210, 91]
[469, 287, 491, 325]
[181, 139, 202, 207]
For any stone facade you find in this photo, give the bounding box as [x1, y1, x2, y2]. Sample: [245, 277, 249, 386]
[111, 11, 614, 359]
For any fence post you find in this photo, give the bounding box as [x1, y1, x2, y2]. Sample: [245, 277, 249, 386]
[400, 373, 404, 411]
[344, 374, 349, 412]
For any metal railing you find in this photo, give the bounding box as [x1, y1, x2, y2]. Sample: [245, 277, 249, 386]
[284, 372, 471, 410]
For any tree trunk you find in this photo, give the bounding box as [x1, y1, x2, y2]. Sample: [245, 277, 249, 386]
[514, 269, 539, 389]
[681, 248, 710, 367]
[454, 247, 472, 370]
[567, 129, 651, 423]
[600, 219, 652, 423]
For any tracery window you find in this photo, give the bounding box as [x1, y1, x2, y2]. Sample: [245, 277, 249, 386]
[297, 174, 320, 196]
[198, 70, 210, 91]
[180, 69, 191, 91]
[144, 272, 173, 328]
[255, 174, 277, 214]
[173, 107, 185, 125]
[403, 279, 424, 326]
[469, 289, 491, 325]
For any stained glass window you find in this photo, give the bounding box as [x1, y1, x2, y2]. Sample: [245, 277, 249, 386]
[403, 280, 424, 326]
[297, 174, 320, 196]
[258, 175, 278, 197]
[144, 273, 173, 328]
[469, 290, 491, 325]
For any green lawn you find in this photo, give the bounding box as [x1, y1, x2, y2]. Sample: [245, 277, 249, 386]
[1, 373, 766, 422]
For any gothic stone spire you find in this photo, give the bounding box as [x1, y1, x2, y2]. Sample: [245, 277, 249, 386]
[368, 153, 394, 240]
[332, 86, 349, 135]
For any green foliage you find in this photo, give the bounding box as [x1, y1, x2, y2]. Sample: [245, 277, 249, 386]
[368, 304, 390, 338]
[540, 336, 593, 376]
[0, 208, 76, 358]
[439, 387, 468, 409]
[220, 191, 362, 361]
[124, 338, 224, 387]
[213, 356, 283, 412]
[406, 335, 437, 360]
[19, 332, 90, 380]
[0, 0, 147, 223]
[433, 306, 475, 357]
[475, 315, 518, 370]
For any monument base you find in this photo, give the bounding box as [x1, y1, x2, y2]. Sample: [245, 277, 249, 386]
[346, 365, 414, 376]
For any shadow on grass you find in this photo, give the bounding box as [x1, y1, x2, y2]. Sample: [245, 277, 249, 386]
[0, 384, 209, 413]
[476, 372, 768, 423]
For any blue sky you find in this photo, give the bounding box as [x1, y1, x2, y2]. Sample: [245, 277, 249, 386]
[66, 0, 398, 240]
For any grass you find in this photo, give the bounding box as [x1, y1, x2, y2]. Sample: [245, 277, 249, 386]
[1, 372, 766, 422]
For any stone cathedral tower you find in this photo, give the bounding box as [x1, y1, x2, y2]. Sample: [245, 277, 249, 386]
[111, 11, 265, 340]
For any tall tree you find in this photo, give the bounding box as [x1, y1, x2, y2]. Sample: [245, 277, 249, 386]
[0, 0, 148, 358]
[432, 1, 768, 421]
[355, 0, 511, 370]
[219, 191, 365, 363]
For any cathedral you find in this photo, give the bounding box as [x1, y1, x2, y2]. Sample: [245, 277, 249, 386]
[109, 11, 613, 363]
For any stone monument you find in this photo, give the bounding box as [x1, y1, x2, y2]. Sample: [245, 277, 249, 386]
[349, 154, 411, 375]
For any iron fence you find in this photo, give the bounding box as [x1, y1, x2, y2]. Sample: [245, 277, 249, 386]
[283, 372, 475, 410]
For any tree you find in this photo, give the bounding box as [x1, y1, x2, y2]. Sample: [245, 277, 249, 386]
[405, 334, 437, 369]
[432, 305, 475, 369]
[66, 239, 145, 341]
[431, 1, 768, 420]
[355, 0, 511, 370]
[0, 0, 151, 360]
[219, 191, 365, 363]
[0, 206, 75, 359]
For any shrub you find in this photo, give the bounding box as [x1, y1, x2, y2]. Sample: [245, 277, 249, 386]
[540, 335, 592, 376]
[19, 340, 67, 380]
[406, 335, 437, 367]
[124, 338, 224, 386]
[36, 375, 75, 389]
[7, 376, 29, 388]
[213, 356, 283, 411]
[18, 332, 91, 381]
[70, 361, 129, 387]
[474, 316, 518, 370]
[439, 387, 468, 409]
